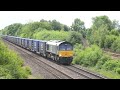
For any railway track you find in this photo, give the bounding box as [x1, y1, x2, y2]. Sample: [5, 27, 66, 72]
[4, 39, 73, 79]
[63, 65, 107, 79]
[3, 39, 107, 79]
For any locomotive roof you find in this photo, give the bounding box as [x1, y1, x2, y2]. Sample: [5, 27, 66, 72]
[46, 40, 70, 46]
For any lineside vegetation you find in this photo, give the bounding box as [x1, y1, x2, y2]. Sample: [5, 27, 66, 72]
[2, 16, 120, 78]
[0, 39, 31, 79]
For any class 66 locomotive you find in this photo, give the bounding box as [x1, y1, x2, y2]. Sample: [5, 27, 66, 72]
[2, 35, 73, 65]
[46, 40, 73, 65]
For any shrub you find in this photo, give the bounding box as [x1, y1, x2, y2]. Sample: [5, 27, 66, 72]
[96, 55, 111, 69]
[72, 44, 103, 67]
[0, 40, 31, 79]
[111, 37, 120, 53]
[0, 66, 12, 79]
[104, 35, 117, 49]
[102, 60, 120, 71]
[116, 68, 120, 74]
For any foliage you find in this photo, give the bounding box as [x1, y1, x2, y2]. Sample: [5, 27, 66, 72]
[66, 31, 82, 45]
[104, 35, 117, 48]
[96, 55, 111, 69]
[3, 23, 22, 36]
[0, 40, 31, 79]
[71, 18, 85, 32]
[87, 16, 120, 50]
[33, 30, 70, 41]
[63, 25, 70, 31]
[91, 15, 113, 30]
[2, 16, 120, 78]
[111, 36, 120, 53]
[89, 67, 120, 79]
[116, 68, 120, 74]
[110, 29, 119, 36]
[102, 60, 120, 72]
[71, 18, 86, 38]
[51, 20, 62, 30]
[112, 20, 120, 31]
[73, 43, 120, 75]
[72, 45, 103, 67]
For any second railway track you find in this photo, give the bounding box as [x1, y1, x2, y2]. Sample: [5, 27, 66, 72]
[62, 65, 108, 79]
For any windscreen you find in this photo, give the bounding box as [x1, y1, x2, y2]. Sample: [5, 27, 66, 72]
[59, 43, 73, 50]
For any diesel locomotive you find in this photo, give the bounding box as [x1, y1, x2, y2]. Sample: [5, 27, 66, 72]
[2, 35, 73, 65]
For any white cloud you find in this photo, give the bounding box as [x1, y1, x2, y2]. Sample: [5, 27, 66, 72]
[0, 11, 120, 30]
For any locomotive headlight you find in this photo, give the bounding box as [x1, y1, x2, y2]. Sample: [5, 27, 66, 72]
[59, 54, 62, 56]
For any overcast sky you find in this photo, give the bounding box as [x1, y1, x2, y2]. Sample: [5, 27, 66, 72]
[0, 11, 120, 30]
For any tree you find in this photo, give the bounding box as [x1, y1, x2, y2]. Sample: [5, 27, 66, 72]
[92, 15, 113, 31]
[51, 20, 62, 30]
[66, 31, 82, 45]
[63, 25, 70, 31]
[3, 23, 22, 36]
[112, 20, 120, 31]
[40, 19, 48, 22]
[71, 18, 85, 32]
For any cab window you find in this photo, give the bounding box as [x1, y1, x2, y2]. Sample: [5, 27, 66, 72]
[59, 43, 73, 50]
[66, 44, 73, 50]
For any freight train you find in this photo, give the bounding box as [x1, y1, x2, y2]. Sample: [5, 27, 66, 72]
[2, 35, 73, 65]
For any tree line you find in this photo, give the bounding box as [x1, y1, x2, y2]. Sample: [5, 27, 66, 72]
[2, 15, 120, 78]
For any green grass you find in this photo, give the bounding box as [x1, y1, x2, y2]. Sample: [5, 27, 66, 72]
[89, 67, 120, 79]
[27, 75, 43, 79]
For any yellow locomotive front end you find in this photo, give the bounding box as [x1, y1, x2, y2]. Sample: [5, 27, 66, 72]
[59, 51, 73, 57]
[58, 42, 73, 65]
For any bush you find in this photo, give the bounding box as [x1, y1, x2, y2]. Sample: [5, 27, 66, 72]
[24, 66, 31, 75]
[0, 66, 12, 79]
[102, 60, 120, 71]
[96, 55, 111, 69]
[111, 37, 120, 53]
[104, 35, 117, 49]
[116, 68, 120, 74]
[0, 40, 31, 79]
[72, 44, 103, 67]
